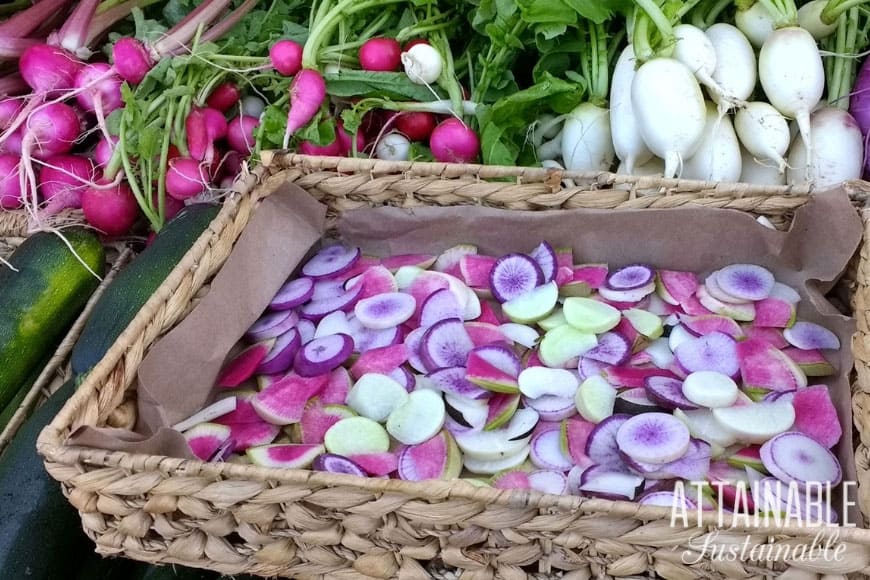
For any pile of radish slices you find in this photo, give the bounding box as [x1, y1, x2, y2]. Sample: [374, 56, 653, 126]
[175, 242, 845, 519]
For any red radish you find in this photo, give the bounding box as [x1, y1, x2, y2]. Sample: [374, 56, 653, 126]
[395, 112, 437, 142]
[294, 333, 353, 377]
[252, 373, 329, 425]
[336, 119, 365, 154]
[217, 342, 274, 387]
[184, 422, 231, 460]
[74, 62, 122, 114]
[429, 118, 480, 163]
[206, 82, 240, 112]
[247, 310, 298, 341]
[397, 430, 462, 481]
[283, 69, 326, 148]
[112, 37, 153, 84]
[270, 39, 303, 76]
[247, 443, 324, 468]
[166, 157, 209, 200]
[93, 135, 117, 167]
[760, 431, 841, 488]
[38, 154, 93, 213]
[791, 386, 841, 448]
[25, 102, 80, 158]
[81, 180, 139, 236]
[0, 154, 21, 208]
[783, 321, 840, 351]
[227, 114, 259, 154]
[186, 108, 217, 162]
[359, 38, 401, 72]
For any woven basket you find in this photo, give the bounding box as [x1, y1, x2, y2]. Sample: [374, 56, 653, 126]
[36, 155, 870, 579]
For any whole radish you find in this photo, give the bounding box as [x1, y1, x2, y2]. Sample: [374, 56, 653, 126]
[705, 24, 756, 110]
[759, 27, 825, 173]
[375, 132, 411, 161]
[734, 102, 790, 173]
[81, 180, 139, 235]
[206, 81, 240, 112]
[242, 95, 266, 119]
[734, 1, 776, 48]
[270, 39, 303, 76]
[300, 136, 342, 157]
[402, 43, 443, 85]
[682, 103, 742, 182]
[112, 37, 153, 85]
[609, 44, 653, 174]
[396, 112, 436, 142]
[797, 0, 838, 40]
[740, 149, 786, 185]
[561, 103, 614, 171]
[38, 154, 93, 214]
[0, 154, 21, 208]
[93, 135, 118, 167]
[631, 58, 707, 178]
[359, 38, 401, 72]
[786, 107, 863, 188]
[25, 102, 81, 158]
[849, 58, 870, 171]
[166, 157, 209, 200]
[429, 118, 479, 163]
[228, 115, 259, 154]
[672, 24, 725, 100]
[74, 63, 123, 115]
[283, 69, 326, 148]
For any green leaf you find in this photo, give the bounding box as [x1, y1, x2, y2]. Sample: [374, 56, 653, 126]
[562, 0, 618, 23]
[324, 71, 446, 101]
[260, 105, 289, 150]
[480, 122, 520, 166]
[296, 112, 337, 146]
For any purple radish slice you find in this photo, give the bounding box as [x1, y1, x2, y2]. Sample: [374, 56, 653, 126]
[324, 416, 391, 455]
[696, 285, 756, 321]
[428, 366, 491, 400]
[387, 388, 446, 444]
[294, 333, 353, 377]
[679, 315, 745, 339]
[499, 322, 539, 348]
[769, 281, 801, 304]
[791, 386, 841, 448]
[252, 374, 329, 425]
[584, 331, 631, 365]
[491, 469, 532, 490]
[657, 270, 699, 305]
[270, 277, 315, 310]
[419, 288, 462, 328]
[711, 401, 795, 444]
[606, 264, 655, 291]
[529, 241, 557, 284]
[352, 320, 402, 353]
[760, 431, 842, 488]
[312, 453, 368, 476]
[387, 366, 416, 392]
[644, 376, 698, 411]
[674, 331, 739, 377]
[302, 245, 361, 279]
[247, 310, 299, 341]
[585, 414, 632, 471]
[381, 253, 436, 272]
[296, 319, 316, 344]
[460, 254, 497, 288]
[579, 465, 644, 500]
[518, 366, 578, 399]
[217, 342, 274, 388]
[530, 428, 574, 470]
[349, 343, 409, 378]
[420, 318, 474, 369]
[174, 398, 238, 432]
[613, 388, 662, 415]
[354, 292, 416, 330]
[404, 326, 429, 372]
[524, 395, 576, 422]
[528, 470, 568, 495]
[716, 264, 775, 302]
[489, 253, 544, 303]
[225, 421, 281, 452]
[346, 373, 410, 422]
[483, 393, 521, 430]
[567, 463, 592, 494]
[444, 394, 488, 430]
[312, 278, 346, 301]
[247, 443, 324, 468]
[300, 282, 364, 321]
[320, 367, 352, 404]
[616, 412, 690, 464]
[348, 452, 398, 476]
[681, 371, 738, 408]
[398, 429, 462, 480]
[561, 417, 595, 465]
[736, 338, 807, 392]
[639, 490, 697, 510]
[783, 321, 841, 351]
[705, 271, 751, 304]
[256, 328, 301, 375]
[315, 311, 353, 339]
[577, 357, 611, 381]
[184, 423, 232, 461]
[299, 403, 356, 445]
[628, 439, 711, 481]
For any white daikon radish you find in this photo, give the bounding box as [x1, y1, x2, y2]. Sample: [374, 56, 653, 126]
[734, 102, 790, 173]
[705, 23, 756, 110]
[682, 102, 742, 182]
[610, 44, 653, 174]
[735, 1, 776, 48]
[673, 24, 727, 100]
[786, 107, 864, 188]
[561, 103, 614, 171]
[798, 0, 838, 40]
[740, 149, 786, 186]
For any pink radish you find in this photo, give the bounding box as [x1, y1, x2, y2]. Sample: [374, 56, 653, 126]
[294, 333, 353, 377]
[561, 417, 595, 465]
[753, 297, 795, 328]
[166, 157, 209, 200]
[381, 253, 436, 272]
[227, 115, 259, 153]
[492, 469, 531, 490]
[81, 180, 139, 236]
[791, 386, 841, 448]
[270, 39, 303, 76]
[112, 37, 152, 85]
[24, 102, 80, 158]
[679, 315, 744, 339]
[429, 118, 480, 163]
[0, 154, 21, 208]
[397, 430, 462, 481]
[37, 154, 92, 214]
[359, 38, 401, 71]
[744, 326, 788, 349]
[465, 344, 521, 393]
[300, 136, 342, 157]
[312, 453, 367, 476]
[782, 348, 833, 377]
[783, 321, 840, 351]
[224, 421, 280, 452]
[269, 277, 315, 310]
[736, 338, 807, 391]
[760, 431, 841, 488]
[184, 422, 232, 461]
[173, 397, 238, 432]
[657, 270, 699, 305]
[320, 367, 352, 404]
[207, 81, 240, 112]
[464, 322, 507, 347]
[247, 443, 324, 468]
[283, 69, 326, 148]
[247, 310, 298, 341]
[251, 373, 329, 424]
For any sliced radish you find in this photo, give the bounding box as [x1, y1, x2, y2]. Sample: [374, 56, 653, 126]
[673, 408, 738, 449]
[312, 279, 346, 301]
[419, 288, 461, 327]
[696, 285, 756, 321]
[614, 388, 661, 415]
[463, 446, 530, 474]
[454, 409, 538, 460]
[579, 465, 644, 500]
[428, 366, 490, 399]
[502, 281, 558, 324]
[294, 333, 353, 377]
[354, 292, 415, 330]
[247, 443, 324, 468]
[518, 366, 579, 398]
[705, 271, 751, 304]
[492, 469, 532, 490]
[530, 428, 574, 470]
[528, 470, 568, 495]
[601, 366, 677, 388]
[302, 245, 361, 279]
[760, 431, 841, 488]
[387, 389, 446, 444]
[184, 423, 232, 460]
[324, 416, 391, 455]
[561, 416, 595, 465]
[464, 322, 507, 347]
[459, 254, 497, 288]
[644, 376, 697, 411]
[312, 453, 367, 476]
[783, 321, 840, 351]
[574, 375, 617, 423]
[217, 342, 273, 387]
[349, 343, 409, 378]
[257, 328, 301, 375]
[296, 319, 315, 344]
[489, 253, 543, 303]
[499, 322, 539, 348]
[346, 265, 397, 299]
[299, 403, 356, 444]
[639, 490, 697, 510]
[225, 421, 281, 452]
[657, 270, 699, 305]
[644, 338, 676, 370]
[563, 297, 621, 334]
[404, 326, 429, 372]
[715, 263, 775, 301]
[674, 331, 739, 377]
[668, 324, 695, 352]
[299, 282, 364, 321]
[252, 374, 329, 425]
[607, 264, 655, 290]
[320, 367, 352, 404]
[395, 266, 425, 289]
[348, 452, 399, 476]
[247, 310, 299, 341]
[752, 298, 795, 328]
[585, 331, 631, 366]
[770, 281, 801, 304]
[598, 281, 656, 303]
[622, 308, 664, 339]
[484, 393, 521, 430]
[585, 413, 631, 471]
[539, 309, 567, 331]
[524, 394, 576, 421]
[444, 394, 488, 430]
[539, 325, 598, 368]
[791, 386, 841, 448]
[421, 318, 474, 369]
[712, 401, 795, 444]
[681, 371, 738, 408]
[572, 264, 609, 289]
[346, 373, 410, 422]
[529, 241, 557, 284]
[387, 366, 416, 391]
[637, 439, 712, 481]
[270, 277, 315, 310]
[381, 254, 436, 272]
[315, 311, 353, 339]
[679, 314, 744, 339]
[679, 292, 714, 316]
[616, 412, 690, 464]
[352, 322, 402, 353]
[397, 430, 462, 480]
[434, 243, 478, 275]
[737, 338, 807, 391]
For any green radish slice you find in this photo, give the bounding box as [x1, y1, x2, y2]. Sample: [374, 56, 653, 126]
[395, 266, 425, 289]
[464, 445, 530, 474]
[727, 445, 766, 473]
[574, 376, 617, 423]
[538, 308, 567, 331]
[484, 393, 521, 430]
[736, 337, 807, 391]
[753, 298, 795, 328]
[705, 271, 752, 304]
[616, 412, 691, 464]
[346, 373, 410, 422]
[354, 292, 416, 330]
[324, 416, 390, 455]
[184, 423, 232, 461]
[502, 281, 558, 324]
[783, 321, 841, 351]
[246, 443, 325, 468]
[518, 366, 579, 398]
[673, 408, 738, 449]
[681, 371, 739, 408]
[528, 470, 568, 495]
[760, 431, 842, 488]
[563, 297, 621, 334]
[499, 322, 539, 348]
[539, 324, 598, 368]
[712, 401, 795, 444]
[791, 386, 842, 448]
[398, 429, 462, 480]
[252, 374, 329, 425]
[696, 285, 756, 321]
[716, 264, 775, 302]
[623, 308, 663, 339]
[302, 245, 361, 279]
[489, 253, 544, 303]
[387, 389, 446, 444]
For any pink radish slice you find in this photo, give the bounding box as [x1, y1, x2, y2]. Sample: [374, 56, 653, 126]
[247, 310, 299, 341]
[348, 452, 398, 476]
[674, 331, 739, 377]
[466, 345, 521, 393]
[679, 314, 744, 339]
[312, 279, 346, 301]
[217, 342, 273, 387]
[270, 277, 314, 310]
[312, 453, 368, 476]
[472, 344, 522, 376]
[572, 264, 608, 289]
[420, 288, 462, 327]
[294, 334, 353, 377]
[616, 412, 690, 464]
[783, 321, 840, 351]
[579, 465, 644, 500]
[716, 264, 775, 302]
[791, 386, 842, 448]
[529, 241, 557, 284]
[530, 428, 574, 470]
[404, 326, 429, 372]
[705, 271, 751, 304]
[680, 292, 714, 316]
[346, 265, 397, 298]
[753, 297, 794, 328]
[214, 395, 261, 425]
[397, 430, 460, 481]
[657, 270, 699, 304]
[736, 338, 806, 391]
[320, 367, 352, 404]
[585, 414, 632, 471]
[421, 318, 474, 369]
[476, 301, 502, 325]
[460, 254, 497, 287]
[299, 403, 355, 444]
[489, 253, 544, 303]
[256, 328, 301, 375]
[184, 423, 232, 461]
[247, 443, 325, 468]
[465, 322, 507, 347]
[296, 319, 315, 344]
[427, 366, 490, 399]
[349, 343, 409, 378]
[252, 374, 329, 425]
[584, 331, 631, 365]
[300, 282, 364, 321]
[644, 376, 698, 410]
[528, 470, 568, 495]
[760, 431, 842, 488]
[492, 469, 532, 490]
[434, 244, 478, 275]
[639, 490, 697, 510]
[562, 417, 595, 465]
[354, 292, 416, 330]
[601, 366, 677, 388]
[302, 245, 361, 279]
[226, 421, 280, 452]
[606, 264, 655, 290]
[524, 395, 576, 421]
[381, 254, 436, 272]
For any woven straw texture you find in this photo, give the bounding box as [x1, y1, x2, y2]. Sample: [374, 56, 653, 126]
[35, 155, 870, 579]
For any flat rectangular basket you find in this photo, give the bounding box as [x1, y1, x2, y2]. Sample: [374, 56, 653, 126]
[36, 154, 870, 579]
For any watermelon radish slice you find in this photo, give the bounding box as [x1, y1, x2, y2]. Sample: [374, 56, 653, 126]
[296, 318, 315, 344]
[679, 292, 714, 316]
[716, 264, 775, 302]
[499, 323, 539, 348]
[561, 417, 595, 465]
[381, 254, 436, 272]
[491, 469, 532, 490]
[679, 315, 744, 339]
[217, 342, 274, 387]
[484, 393, 521, 430]
[464, 446, 530, 474]
[760, 431, 842, 488]
[696, 285, 756, 321]
[346, 265, 397, 299]
[420, 318, 474, 369]
[518, 366, 578, 399]
[574, 375, 616, 423]
[644, 376, 697, 410]
[639, 490, 697, 510]
[252, 373, 329, 425]
[302, 245, 361, 279]
[579, 465, 644, 500]
[387, 389, 446, 444]
[349, 343, 409, 378]
[460, 254, 497, 288]
[299, 403, 356, 444]
[584, 332, 631, 366]
[502, 281, 558, 324]
[184, 423, 232, 460]
[324, 416, 390, 455]
[299, 282, 364, 321]
[173, 397, 238, 432]
[656, 270, 699, 305]
[270, 277, 314, 310]
[616, 412, 690, 464]
[752, 298, 795, 329]
[464, 322, 507, 348]
[601, 366, 677, 388]
[224, 421, 280, 452]
[528, 470, 568, 495]
[408, 271, 451, 314]
[247, 310, 299, 341]
[530, 428, 574, 470]
[314, 311, 353, 339]
[346, 373, 410, 422]
[428, 366, 490, 400]
[312, 453, 368, 476]
[354, 292, 416, 330]
[736, 338, 807, 392]
[348, 452, 398, 476]
[572, 264, 608, 289]
[214, 391, 261, 425]
[791, 386, 842, 448]
[705, 271, 751, 304]
[563, 297, 621, 334]
[674, 331, 739, 377]
[464, 344, 522, 387]
[783, 321, 841, 351]
[475, 300, 502, 326]
[434, 243, 478, 275]
[711, 401, 795, 444]
[726, 445, 766, 473]
[320, 367, 351, 404]
[294, 333, 353, 377]
[769, 282, 801, 304]
[398, 429, 462, 480]
[247, 443, 325, 468]
[489, 253, 543, 303]
[782, 348, 834, 376]
[444, 394, 488, 429]
[257, 328, 301, 375]
[681, 371, 738, 408]
[529, 241, 557, 284]
[585, 413, 631, 471]
[420, 288, 462, 327]
[524, 394, 576, 421]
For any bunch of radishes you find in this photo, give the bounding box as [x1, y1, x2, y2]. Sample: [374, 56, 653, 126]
[174, 238, 844, 521]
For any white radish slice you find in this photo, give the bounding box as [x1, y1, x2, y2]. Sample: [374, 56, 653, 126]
[673, 408, 738, 448]
[270, 277, 314, 310]
[302, 245, 361, 279]
[299, 282, 364, 321]
[716, 264, 775, 301]
[499, 323, 539, 348]
[505, 407, 540, 439]
[324, 416, 391, 455]
[585, 414, 631, 471]
[294, 333, 353, 377]
[783, 321, 840, 351]
[312, 278, 346, 301]
[668, 324, 695, 352]
[174, 398, 237, 432]
[563, 297, 621, 334]
[579, 465, 644, 500]
[616, 412, 690, 464]
[461, 285, 482, 320]
[674, 331, 739, 377]
[574, 375, 616, 423]
[712, 401, 795, 444]
[519, 366, 579, 399]
[463, 446, 530, 474]
[760, 431, 842, 488]
[420, 318, 474, 369]
[455, 430, 530, 462]
[530, 428, 574, 470]
[681, 371, 738, 408]
[444, 394, 488, 430]
[502, 281, 558, 324]
[567, 463, 592, 494]
[644, 338, 675, 369]
[769, 282, 801, 304]
[315, 311, 353, 338]
[354, 292, 416, 330]
[247, 310, 299, 341]
[387, 389, 446, 444]
[489, 253, 544, 303]
[346, 373, 410, 422]
[528, 470, 569, 495]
